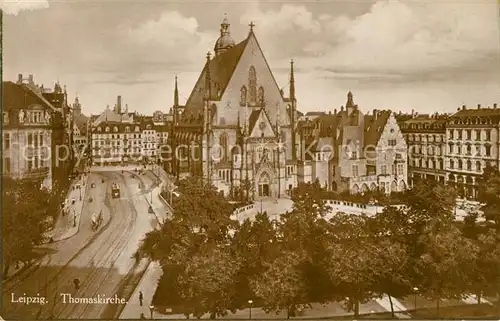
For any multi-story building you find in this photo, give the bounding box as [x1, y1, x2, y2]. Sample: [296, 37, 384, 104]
[445, 104, 499, 198]
[168, 17, 298, 198]
[297, 92, 409, 194]
[399, 112, 448, 186]
[90, 96, 170, 165]
[71, 96, 89, 171]
[2, 75, 72, 190]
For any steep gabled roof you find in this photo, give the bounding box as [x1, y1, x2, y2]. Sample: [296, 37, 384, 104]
[2, 81, 58, 112]
[364, 110, 392, 147]
[183, 38, 249, 119]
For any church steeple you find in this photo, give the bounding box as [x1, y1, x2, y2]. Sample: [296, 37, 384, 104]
[174, 75, 179, 107]
[346, 91, 354, 108]
[214, 14, 235, 56]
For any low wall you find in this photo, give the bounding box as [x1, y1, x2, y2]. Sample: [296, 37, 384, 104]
[232, 204, 255, 216]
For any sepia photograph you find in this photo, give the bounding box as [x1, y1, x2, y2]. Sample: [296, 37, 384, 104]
[1, 0, 500, 319]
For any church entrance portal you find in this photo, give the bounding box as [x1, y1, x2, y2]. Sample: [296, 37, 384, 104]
[257, 172, 271, 197]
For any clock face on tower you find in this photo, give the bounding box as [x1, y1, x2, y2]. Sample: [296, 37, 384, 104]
[259, 122, 266, 130]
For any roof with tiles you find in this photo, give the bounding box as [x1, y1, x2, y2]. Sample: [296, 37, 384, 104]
[3, 81, 59, 113]
[363, 110, 392, 147]
[449, 104, 500, 119]
[182, 38, 249, 121]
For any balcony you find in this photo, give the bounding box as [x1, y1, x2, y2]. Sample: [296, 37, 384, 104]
[23, 167, 50, 179]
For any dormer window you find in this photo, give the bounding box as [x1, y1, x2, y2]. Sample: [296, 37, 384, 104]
[125, 126, 130, 132]
[135, 126, 140, 132]
[113, 126, 118, 132]
[258, 86, 264, 105]
[105, 127, 110, 132]
[97, 127, 102, 132]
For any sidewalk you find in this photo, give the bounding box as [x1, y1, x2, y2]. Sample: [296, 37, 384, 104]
[47, 174, 89, 242]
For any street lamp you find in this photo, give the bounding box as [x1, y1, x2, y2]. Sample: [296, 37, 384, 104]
[149, 305, 154, 319]
[413, 287, 419, 311]
[248, 300, 253, 319]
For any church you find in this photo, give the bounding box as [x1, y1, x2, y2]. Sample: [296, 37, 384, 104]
[168, 17, 299, 199]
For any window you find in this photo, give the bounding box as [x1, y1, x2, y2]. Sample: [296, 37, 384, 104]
[476, 130, 481, 141]
[240, 86, 247, 106]
[248, 66, 257, 104]
[258, 86, 264, 104]
[397, 163, 404, 176]
[476, 161, 482, 172]
[3, 157, 11, 173]
[105, 127, 110, 132]
[28, 158, 33, 170]
[381, 165, 387, 175]
[466, 144, 472, 155]
[439, 159, 443, 169]
[467, 160, 472, 171]
[28, 133, 33, 146]
[351, 151, 357, 159]
[466, 130, 471, 140]
[4, 133, 10, 149]
[457, 145, 462, 155]
[352, 164, 358, 177]
[457, 130, 462, 140]
[448, 143, 453, 154]
[450, 160, 454, 169]
[485, 130, 491, 141]
[485, 145, 491, 156]
[125, 126, 130, 132]
[449, 130, 454, 139]
[220, 133, 228, 162]
[458, 159, 463, 169]
[388, 139, 397, 146]
[97, 127, 102, 132]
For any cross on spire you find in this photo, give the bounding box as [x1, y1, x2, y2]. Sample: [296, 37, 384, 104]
[249, 21, 255, 32]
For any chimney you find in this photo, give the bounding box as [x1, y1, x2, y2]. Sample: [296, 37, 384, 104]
[477, 104, 481, 109]
[494, 103, 498, 109]
[28, 74, 34, 84]
[117, 95, 122, 113]
[462, 105, 466, 110]
[17, 74, 23, 83]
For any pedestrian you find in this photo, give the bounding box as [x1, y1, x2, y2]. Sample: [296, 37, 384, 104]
[139, 291, 143, 306]
[73, 278, 80, 290]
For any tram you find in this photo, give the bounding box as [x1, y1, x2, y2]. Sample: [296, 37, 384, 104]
[111, 183, 120, 198]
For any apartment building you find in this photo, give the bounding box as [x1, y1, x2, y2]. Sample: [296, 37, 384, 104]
[445, 104, 499, 198]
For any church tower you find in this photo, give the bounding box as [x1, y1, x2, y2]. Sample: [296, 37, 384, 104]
[214, 15, 235, 56]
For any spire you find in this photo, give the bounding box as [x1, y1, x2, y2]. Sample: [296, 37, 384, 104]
[244, 101, 248, 136]
[346, 91, 354, 108]
[174, 75, 179, 107]
[276, 102, 281, 139]
[290, 59, 295, 102]
[204, 52, 212, 100]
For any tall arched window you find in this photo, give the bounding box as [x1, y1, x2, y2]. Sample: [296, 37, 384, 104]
[476, 161, 482, 172]
[258, 86, 264, 105]
[220, 133, 228, 162]
[248, 66, 257, 104]
[240, 86, 247, 106]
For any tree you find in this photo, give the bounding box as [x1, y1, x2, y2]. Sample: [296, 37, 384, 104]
[325, 213, 381, 317]
[2, 177, 53, 276]
[177, 245, 240, 319]
[231, 213, 280, 308]
[477, 165, 500, 230]
[137, 177, 239, 316]
[172, 177, 236, 243]
[414, 224, 479, 317]
[250, 251, 307, 319]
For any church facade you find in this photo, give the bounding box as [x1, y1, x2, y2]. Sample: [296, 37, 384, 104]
[168, 18, 299, 199]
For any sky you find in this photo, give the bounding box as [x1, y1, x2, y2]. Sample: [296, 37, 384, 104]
[2, 0, 500, 116]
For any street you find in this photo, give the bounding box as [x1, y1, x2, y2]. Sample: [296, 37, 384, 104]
[2, 170, 162, 320]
